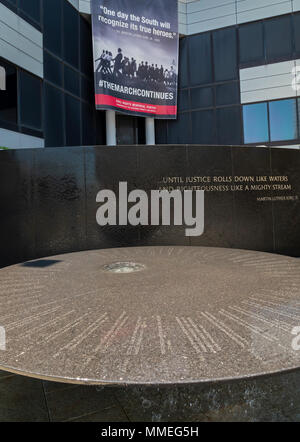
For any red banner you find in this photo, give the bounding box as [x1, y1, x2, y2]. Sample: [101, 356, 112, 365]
[95, 94, 177, 116]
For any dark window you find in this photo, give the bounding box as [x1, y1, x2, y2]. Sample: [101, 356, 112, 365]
[44, 83, 64, 147]
[65, 94, 80, 146]
[167, 112, 192, 144]
[213, 28, 238, 82]
[178, 89, 189, 112]
[216, 82, 239, 106]
[19, 70, 42, 130]
[43, 0, 62, 57]
[1, 0, 17, 9]
[81, 76, 94, 103]
[64, 65, 80, 97]
[18, 0, 41, 24]
[178, 37, 189, 88]
[264, 16, 292, 61]
[63, 1, 79, 68]
[81, 102, 95, 145]
[239, 22, 264, 65]
[0, 60, 17, 126]
[190, 86, 214, 110]
[217, 106, 242, 145]
[243, 103, 269, 144]
[191, 110, 216, 144]
[96, 110, 106, 145]
[44, 51, 63, 87]
[1, 0, 41, 28]
[269, 99, 297, 142]
[80, 16, 93, 78]
[155, 120, 168, 144]
[188, 33, 213, 86]
[293, 13, 300, 55]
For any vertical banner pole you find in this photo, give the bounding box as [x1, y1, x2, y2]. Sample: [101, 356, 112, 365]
[145, 117, 155, 145]
[106, 110, 117, 146]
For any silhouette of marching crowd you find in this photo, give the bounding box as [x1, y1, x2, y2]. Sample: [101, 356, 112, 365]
[95, 48, 177, 87]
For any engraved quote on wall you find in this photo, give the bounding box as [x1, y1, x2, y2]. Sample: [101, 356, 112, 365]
[158, 175, 298, 202]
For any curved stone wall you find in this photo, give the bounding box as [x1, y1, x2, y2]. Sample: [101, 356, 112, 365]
[0, 145, 299, 268]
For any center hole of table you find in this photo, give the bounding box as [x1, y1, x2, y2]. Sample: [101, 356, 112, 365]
[103, 262, 145, 274]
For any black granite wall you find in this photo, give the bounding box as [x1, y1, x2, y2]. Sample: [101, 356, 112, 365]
[0, 145, 299, 268]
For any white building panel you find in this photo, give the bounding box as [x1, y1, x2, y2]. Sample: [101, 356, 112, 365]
[0, 3, 43, 78]
[0, 128, 44, 149]
[68, 0, 300, 35]
[237, 0, 292, 24]
[240, 60, 300, 103]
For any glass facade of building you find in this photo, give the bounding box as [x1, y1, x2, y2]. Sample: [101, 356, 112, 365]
[157, 13, 300, 146]
[0, 0, 107, 146]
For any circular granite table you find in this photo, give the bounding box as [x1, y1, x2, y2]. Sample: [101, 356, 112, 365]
[0, 246, 300, 387]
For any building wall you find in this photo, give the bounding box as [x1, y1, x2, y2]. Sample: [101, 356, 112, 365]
[65, 0, 188, 34]
[156, 11, 300, 148]
[1, 0, 300, 148]
[0, 0, 106, 148]
[68, 0, 300, 36]
[0, 1, 43, 77]
[184, 0, 300, 35]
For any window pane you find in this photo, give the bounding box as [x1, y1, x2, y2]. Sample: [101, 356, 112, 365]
[19, 0, 41, 24]
[64, 65, 80, 97]
[213, 28, 238, 82]
[293, 13, 300, 55]
[63, 1, 79, 68]
[3, 0, 17, 9]
[188, 33, 212, 86]
[178, 89, 189, 111]
[80, 16, 93, 78]
[178, 38, 188, 88]
[216, 82, 239, 106]
[81, 102, 96, 145]
[217, 106, 242, 145]
[43, 0, 62, 56]
[0, 60, 17, 125]
[65, 94, 80, 146]
[44, 51, 63, 87]
[269, 99, 297, 142]
[81, 76, 94, 103]
[155, 120, 168, 144]
[19, 70, 42, 130]
[44, 83, 64, 147]
[265, 16, 292, 61]
[191, 110, 216, 144]
[239, 22, 264, 65]
[96, 110, 106, 145]
[167, 112, 192, 144]
[243, 103, 269, 143]
[190, 86, 214, 110]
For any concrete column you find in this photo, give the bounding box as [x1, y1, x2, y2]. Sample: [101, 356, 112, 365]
[145, 117, 155, 145]
[106, 110, 117, 146]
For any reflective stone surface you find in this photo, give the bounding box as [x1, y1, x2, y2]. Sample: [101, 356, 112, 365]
[0, 246, 299, 385]
[0, 146, 300, 268]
